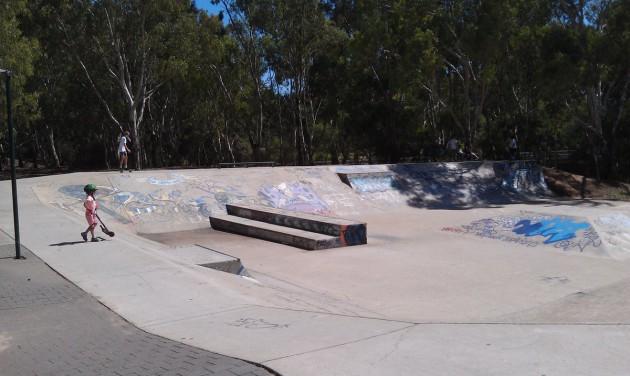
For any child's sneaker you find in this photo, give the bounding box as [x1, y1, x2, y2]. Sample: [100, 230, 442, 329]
[81, 232, 88, 242]
[91, 238, 99, 242]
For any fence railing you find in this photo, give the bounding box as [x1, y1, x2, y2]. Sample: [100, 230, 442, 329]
[217, 161, 277, 168]
[520, 150, 574, 165]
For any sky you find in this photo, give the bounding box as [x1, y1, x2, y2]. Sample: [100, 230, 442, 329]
[195, 0, 223, 15]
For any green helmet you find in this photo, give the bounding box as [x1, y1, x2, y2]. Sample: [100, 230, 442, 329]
[83, 184, 97, 194]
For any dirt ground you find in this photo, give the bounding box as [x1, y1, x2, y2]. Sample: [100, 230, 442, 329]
[1, 165, 629, 201]
[541, 166, 630, 201]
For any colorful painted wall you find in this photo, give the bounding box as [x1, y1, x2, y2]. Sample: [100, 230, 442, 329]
[38, 162, 550, 234]
[33, 163, 630, 259]
[339, 161, 550, 209]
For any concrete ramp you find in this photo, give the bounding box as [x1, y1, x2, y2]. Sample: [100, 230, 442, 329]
[592, 212, 630, 260]
[9, 164, 630, 376]
[339, 161, 550, 209]
[441, 211, 604, 256]
[32, 161, 551, 236]
[210, 203, 367, 250]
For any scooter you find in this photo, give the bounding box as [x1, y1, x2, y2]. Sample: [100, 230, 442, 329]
[95, 212, 115, 237]
[458, 148, 480, 161]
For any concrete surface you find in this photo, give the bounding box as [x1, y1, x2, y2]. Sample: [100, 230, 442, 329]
[1, 162, 630, 375]
[0, 243, 275, 376]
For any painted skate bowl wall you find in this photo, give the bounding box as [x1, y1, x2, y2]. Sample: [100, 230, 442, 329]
[42, 166, 366, 234]
[39, 161, 549, 235]
[34, 161, 630, 258]
[340, 161, 550, 209]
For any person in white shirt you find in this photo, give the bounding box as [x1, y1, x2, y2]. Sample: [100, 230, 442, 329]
[447, 136, 459, 161]
[118, 130, 132, 172]
[509, 135, 518, 160]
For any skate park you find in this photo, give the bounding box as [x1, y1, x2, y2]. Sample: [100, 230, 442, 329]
[2, 161, 630, 375]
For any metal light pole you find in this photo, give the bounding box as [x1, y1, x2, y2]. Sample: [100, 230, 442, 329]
[1, 69, 21, 259]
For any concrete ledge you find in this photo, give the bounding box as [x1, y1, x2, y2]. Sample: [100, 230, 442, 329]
[183, 245, 251, 277]
[210, 215, 343, 250]
[226, 203, 367, 246]
[217, 161, 277, 168]
[337, 171, 399, 194]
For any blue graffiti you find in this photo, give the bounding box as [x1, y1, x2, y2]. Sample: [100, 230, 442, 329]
[349, 174, 398, 193]
[342, 225, 367, 246]
[147, 173, 186, 185]
[513, 218, 590, 244]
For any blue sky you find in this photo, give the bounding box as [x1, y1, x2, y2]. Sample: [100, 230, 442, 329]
[195, 0, 223, 15]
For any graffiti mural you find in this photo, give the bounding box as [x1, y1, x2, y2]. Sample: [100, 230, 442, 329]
[259, 182, 330, 215]
[191, 181, 265, 215]
[57, 185, 212, 231]
[341, 224, 367, 246]
[52, 185, 132, 223]
[51, 170, 278, 233]
[347, 173, 399, 194]
[146, 173, 187, 185]
[337, 171, 406, 206]
[58, 184, 89, 199]
[442, 211, 601, 253]
[501, 169, 548, 193]
[513, 218, 591, 244]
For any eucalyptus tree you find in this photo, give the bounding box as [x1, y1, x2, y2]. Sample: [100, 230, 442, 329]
[204, 32, 251, 164]
[138, 4, 227, 167]
[23, 0, 97, 168]
[0, 0, 40, 168]
[212, 0, 273, 162]
[303, 20, 349, 163]
[263, 0, 344, 165]
[329, 0, 438, 162]
[479, 0, 553, 160]
[603, 0, 630, 178]
[426, 0, 517, 151]
[546, 0, 630, 180]
[58, 0, 192, 170]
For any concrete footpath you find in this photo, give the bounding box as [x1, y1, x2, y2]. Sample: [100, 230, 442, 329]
[2, 164, 630, 375]
[0, 239, 277, 376]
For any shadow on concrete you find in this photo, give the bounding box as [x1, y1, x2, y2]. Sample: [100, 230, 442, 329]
[539, 198, 618, 208]
[50, 237, 109, 246]
[388, 161, 549, 210]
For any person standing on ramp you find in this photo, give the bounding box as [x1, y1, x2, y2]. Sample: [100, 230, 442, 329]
[118, 130, 132, 173]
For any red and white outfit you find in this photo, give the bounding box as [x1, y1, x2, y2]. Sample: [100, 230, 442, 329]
[84, 195, 99, 226]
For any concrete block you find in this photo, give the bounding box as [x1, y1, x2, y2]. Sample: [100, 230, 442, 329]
[210, 215, 343, 250]
[226, 203, 367, 246]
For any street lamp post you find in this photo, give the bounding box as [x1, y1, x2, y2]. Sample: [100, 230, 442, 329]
[1, 69, 21, 259]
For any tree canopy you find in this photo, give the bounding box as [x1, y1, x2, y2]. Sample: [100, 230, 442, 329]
[0, 0, 628, 181]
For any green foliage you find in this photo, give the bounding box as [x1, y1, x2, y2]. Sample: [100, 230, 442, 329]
[0, 0, 40, 157]
[1, 0, 628, 181]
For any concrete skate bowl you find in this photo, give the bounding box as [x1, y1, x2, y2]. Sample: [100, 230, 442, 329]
[34, 161, 551, 236]
[17, 164, 630, 376]
[31, 161, 630, 263]
[28, 163, 630, 324]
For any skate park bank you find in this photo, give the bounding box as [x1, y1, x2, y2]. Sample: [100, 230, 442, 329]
[3, 161, 630, 375]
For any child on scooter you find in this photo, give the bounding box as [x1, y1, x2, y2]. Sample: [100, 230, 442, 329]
[81, 184, 99, 242]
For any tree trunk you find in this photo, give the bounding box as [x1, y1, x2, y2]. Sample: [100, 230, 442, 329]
[45, 124, 60, 167]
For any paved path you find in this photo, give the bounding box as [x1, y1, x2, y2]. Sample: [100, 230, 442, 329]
[0, 242, 278, 376]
